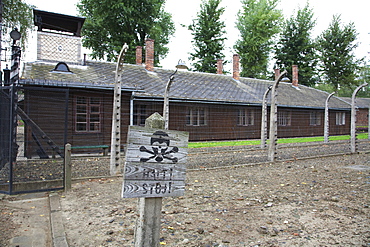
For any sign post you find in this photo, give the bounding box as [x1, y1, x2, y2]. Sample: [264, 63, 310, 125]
[122, 112, 188, 246]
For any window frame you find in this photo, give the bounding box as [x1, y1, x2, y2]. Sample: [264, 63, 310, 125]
[335, 112, 346, 126]
[133, 104, 148, 126]
[278, 111, 291, 126]
[238, 109, 255, 126]
[74, 96, 102, 133]
[309, 111, 321, 126]
[186, 107, 208, 126]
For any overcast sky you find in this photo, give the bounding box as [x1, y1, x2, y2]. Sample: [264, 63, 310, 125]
[25, 0, 370, 73]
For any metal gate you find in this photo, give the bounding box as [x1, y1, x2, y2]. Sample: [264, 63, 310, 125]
[0, 85, 67, 194]
[0, 84, 17, 193]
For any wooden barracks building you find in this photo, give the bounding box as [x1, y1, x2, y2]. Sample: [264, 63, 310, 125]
[19, 10, 351, 158]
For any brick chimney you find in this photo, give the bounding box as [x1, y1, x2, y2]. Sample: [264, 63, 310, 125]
[233, 54, 240, 80]
[136, 46, 142, 65]
[216, 59, 223, 74]
[274, 68, 280, 81]
[292, 65, 298, 87]
[145, 38, 154, 71]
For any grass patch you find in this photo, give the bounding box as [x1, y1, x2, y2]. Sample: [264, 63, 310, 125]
[189, 139, 260, 148]
[188, 133, 368, 148]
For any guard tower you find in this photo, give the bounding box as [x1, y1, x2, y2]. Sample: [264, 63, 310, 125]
[33, 9, 85, 64]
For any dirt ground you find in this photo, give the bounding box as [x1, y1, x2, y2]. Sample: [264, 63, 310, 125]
[58, 153, 370, 247]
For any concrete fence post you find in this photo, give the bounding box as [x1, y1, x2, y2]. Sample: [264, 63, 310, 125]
[261, 85, 272, 149]
[110, 44, 128, 176]
[351, 82, 368, 153]
[324, 92, 335, 143]
[268, 71, 287, 162]
[64, 143, 71, 192]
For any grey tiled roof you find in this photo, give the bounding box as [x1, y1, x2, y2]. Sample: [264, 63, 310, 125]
[340, 97, 370, 109]
[20, 60, 351, 110]
[21, 61, 137, 90]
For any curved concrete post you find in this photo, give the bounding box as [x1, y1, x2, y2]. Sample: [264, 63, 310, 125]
[261, 85, 272, 148]
[268, 70, 288, 162]
[324, 92, 335, 143]
[351, 82, 368, 153]
[110, 44, 128, 175]
[163, 71, 177, 130]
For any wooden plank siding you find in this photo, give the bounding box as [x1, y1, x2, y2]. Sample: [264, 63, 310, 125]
[329, 110, 351, 136]
[134, 101, 263, 141]
[22, 87, 351, 158]
[22, 87, 132, 157]
[23, 87, 68, 158]
[133, 101, 350, 142]
[356, 108, 369, 127]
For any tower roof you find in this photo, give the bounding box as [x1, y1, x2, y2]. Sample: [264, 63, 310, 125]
[33, 9, 85, 36]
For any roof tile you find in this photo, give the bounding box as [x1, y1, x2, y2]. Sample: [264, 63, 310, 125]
[20, 60, 351, 109]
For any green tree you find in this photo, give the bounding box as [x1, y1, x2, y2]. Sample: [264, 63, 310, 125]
[274, 4, 318, 86]
[78, 0, 175, 64]
[344, 64, 370, 97]
[188, 0, 226, 73]
[1, 0, 34, 48]
[314, 65, 370, 97]
[235, 0, 282, 79]
[316, 15, 362, 91]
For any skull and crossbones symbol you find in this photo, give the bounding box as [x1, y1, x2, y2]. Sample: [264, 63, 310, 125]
[139, 131, 179, 163]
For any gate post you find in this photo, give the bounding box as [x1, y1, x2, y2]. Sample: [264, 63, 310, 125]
[64, 143, 72, 191]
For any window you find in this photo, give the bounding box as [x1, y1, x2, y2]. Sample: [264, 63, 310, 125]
[278, 111, 291, 126]
[75, 96, 101, 132]
[133, 105, 147, 126]
[336, 112, 345, 125]
[238, 109, 255, 126]
[310, 111, 321, 126]
[186, 107, 208, 126]
[51, 62, 72, 74]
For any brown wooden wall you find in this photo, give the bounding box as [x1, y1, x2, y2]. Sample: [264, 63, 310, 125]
[24, 87, 68, 157]
[276, 108, 350, 138]
[134, 100, 350, 141]
[357, 108, 369, 127]
[22, 87, 351, 157]
[172, 103, 262, 141]
[23, 86, 131, 157]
